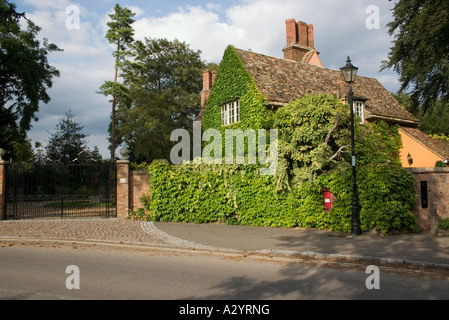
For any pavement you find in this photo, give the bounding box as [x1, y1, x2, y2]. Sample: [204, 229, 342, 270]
[1, 218, 449, 271]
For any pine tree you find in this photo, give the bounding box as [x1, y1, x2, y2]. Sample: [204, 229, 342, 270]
[45, 109, 90, 164]
[99, 4, 136, 162]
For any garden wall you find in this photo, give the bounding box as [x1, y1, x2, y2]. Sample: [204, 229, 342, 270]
[406, 167, 449, 230]
[116, 160, 150, 219]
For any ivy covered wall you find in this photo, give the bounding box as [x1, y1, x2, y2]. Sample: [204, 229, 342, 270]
[129, 159, 418, 235]
[127, 47, 419, 235]
[201, 45, 268, 132]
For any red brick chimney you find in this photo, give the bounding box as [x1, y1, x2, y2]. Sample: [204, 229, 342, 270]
[201, 69, 216, 109]
[283, 19, 322, 67]
[197, 69, 217, 121]
[285, 19, 315, 49]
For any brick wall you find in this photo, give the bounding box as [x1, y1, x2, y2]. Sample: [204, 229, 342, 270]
[116, 160, 130, 219]
[283, 45, 309, 62]
[129, 170, 150, 212]
[116, 161, 150, 219]
[406, 167, 449, 230]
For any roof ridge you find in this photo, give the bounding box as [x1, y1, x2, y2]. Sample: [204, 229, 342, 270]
[229, 46, 418, 124]
[232, 46, 381, 81]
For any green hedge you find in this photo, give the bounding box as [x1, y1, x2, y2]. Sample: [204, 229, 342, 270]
[141, 160, 301, 227]
[131, 160, 419, 235]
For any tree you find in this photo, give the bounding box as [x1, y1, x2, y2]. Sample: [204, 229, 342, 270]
[99, 4, 135, 162]
[395, 91, 449, 136]
[0, 0, 62, 161]
[45, 109, 91, 164]
[117, 38, 206, 163]
[382, 0, 449, 111]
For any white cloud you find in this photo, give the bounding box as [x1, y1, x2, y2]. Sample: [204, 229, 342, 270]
[133, 5, 233, 62]
[25, 6, 110, 62]
[20, 1, 116, 157]
[206, 2, 221, 12]
[19, 0, 73, 10]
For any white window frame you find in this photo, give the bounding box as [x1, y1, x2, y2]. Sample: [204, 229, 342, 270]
[353, 101, 365, 123]
[221, 100, 240, 126]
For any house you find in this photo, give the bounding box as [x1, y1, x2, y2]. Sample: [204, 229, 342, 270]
[199, 19, 449, 168]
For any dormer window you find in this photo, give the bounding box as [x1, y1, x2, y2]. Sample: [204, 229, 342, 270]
[221, 100, 240, 126]
[354, 101, 365, 123]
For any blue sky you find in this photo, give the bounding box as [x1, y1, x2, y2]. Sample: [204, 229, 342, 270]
[13, 0, 400, 159]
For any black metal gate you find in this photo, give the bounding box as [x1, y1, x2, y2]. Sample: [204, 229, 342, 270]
[5, 162, 116, 220]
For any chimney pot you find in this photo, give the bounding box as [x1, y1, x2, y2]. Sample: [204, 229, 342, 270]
[297, 21, 309, 47]
[283, 19, 321, 66]
[285, 19, 298, 45]
[201, 69, 216, 110]
[307, 24, 314, 49]
[203, 70, 212, 91]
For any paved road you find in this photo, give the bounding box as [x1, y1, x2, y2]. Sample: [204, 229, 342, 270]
[1, 243, 449, 301]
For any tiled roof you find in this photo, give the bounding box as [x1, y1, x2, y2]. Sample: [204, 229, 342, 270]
[234, 47, 419, 126]
[399, 127, 449, 160]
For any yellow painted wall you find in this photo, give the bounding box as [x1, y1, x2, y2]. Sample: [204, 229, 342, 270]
[399, 130, 442, 168]
[308, 52, 323, 68]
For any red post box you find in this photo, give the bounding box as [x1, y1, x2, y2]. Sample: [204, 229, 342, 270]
[323, 188, 332, 212]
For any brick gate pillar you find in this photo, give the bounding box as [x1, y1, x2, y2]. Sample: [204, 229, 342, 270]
[0, 148, 6, 220]
[116, 149, 130, 219]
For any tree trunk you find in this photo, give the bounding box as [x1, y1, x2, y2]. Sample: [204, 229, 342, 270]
[111, 40, 120, 163]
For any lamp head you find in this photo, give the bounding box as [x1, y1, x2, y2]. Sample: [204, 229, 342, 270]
[340, 56, 358, 84]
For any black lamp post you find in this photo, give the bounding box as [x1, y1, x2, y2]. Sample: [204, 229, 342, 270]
[340, 57, 362, 236]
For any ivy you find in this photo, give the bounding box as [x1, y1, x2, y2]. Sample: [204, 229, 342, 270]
[140, 159, 300, 227]
[317, 166, 418, 234]
[129, 70, 419, 235]
[202, 45, 267, 132]
[439, 218, 449, 230]
[132, 157, 418, 234]
[271, 94, 418, 234]
[273, 94, 352, 186]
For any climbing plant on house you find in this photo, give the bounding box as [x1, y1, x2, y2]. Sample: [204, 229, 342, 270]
[272, 94, 418, 234]
[272, 94, 405, 188]
[130, 93, 419, 234]
[273, 94, 352, 189]
[202, 45, 267, 132]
